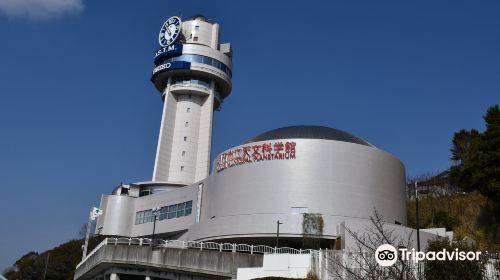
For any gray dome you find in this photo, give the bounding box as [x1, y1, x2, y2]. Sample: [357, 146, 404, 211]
[188, 14, 208, 22]
[243, 125, 374, 147]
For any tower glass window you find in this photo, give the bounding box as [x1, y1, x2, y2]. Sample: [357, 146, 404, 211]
[157, 54, 232, 77]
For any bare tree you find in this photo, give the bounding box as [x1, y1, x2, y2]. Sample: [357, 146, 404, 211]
[323, 209, 418, 280]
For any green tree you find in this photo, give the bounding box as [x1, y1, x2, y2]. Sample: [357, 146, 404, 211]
[450, 105, 500, 211]
[3, 252, 44, 280]
[450, 129, 480, 164]
[431, 210, 459, 231]
[424, 237, 485, 280]
[3, 236, 105, 280]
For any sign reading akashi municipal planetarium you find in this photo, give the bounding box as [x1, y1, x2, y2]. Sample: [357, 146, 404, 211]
[216, 141, 297, 172]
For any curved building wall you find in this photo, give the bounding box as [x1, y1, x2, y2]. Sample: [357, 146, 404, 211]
[131, 184, 199, 237]
[187, 138, 406, 241]
[182, 20, 219, 48]
[97, 195, 136, 236]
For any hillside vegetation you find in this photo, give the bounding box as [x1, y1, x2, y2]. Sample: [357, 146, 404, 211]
[2, 236, 104, 280]
[407, 192, 499, 252]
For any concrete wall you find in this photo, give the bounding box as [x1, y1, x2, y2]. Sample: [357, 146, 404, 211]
[339, 219, 449, 252]
[237, 254, 311, 280]
[75, 244, 263, 280]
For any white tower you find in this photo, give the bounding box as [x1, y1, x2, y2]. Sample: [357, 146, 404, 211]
[151, 15, 232, 186]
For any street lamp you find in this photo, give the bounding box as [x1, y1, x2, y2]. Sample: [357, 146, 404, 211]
[415, 181, 429, 252]
[415, 181, 429, 278]
[276, 220, 283, 248]
[151, 207, 160, 241]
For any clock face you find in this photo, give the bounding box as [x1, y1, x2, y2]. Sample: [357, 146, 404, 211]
[159, 16, 182, 47]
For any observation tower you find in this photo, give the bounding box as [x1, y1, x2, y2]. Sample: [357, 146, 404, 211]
[151, 15, 232, 186]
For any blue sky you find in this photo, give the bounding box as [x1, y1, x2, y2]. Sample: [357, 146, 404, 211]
[0, 0, 499, 271]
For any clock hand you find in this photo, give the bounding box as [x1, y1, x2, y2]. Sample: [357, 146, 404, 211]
[165, 25, 172, 36]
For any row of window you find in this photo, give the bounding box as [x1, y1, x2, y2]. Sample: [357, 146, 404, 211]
[135, 200, 193, 225]
[172, 77, 211, 88]
[191, 25, 199, 41]
[158, 54, 232, 77]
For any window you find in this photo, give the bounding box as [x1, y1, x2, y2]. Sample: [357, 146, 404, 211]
[159, 54, 232, 78]
[139, 189, 152, 197]
[176, 202, 185, 217]
[290, 207, 309, 214]
[180, 166, 184, 171]
[185, 122, 189, 127]
[145, 210, 154, 223]
[135, 211, 143, 225]
[167, 205, 177, 219]
[182, 151, 186, 156]
[184, 136, 187, 141]
[186, 200, 193, 216]
[193, 36, 198, 42]
[192, 55, 203, 63]
[202, 56, 212, 64]
[194, 25, 199, 30]
[135, 209, 155, 224]
[159, 206, 168, 220]
[187, 108, 190, 112]
[135, 200, 194, 224]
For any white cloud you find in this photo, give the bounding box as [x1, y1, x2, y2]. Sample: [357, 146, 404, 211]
[0, 0, 83, 20]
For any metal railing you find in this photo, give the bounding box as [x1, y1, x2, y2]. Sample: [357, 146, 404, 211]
[105, 237, 316, 254]
[77, 237, 315, 269]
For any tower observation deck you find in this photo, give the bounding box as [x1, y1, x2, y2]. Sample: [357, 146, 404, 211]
[151, 15, 233, 186]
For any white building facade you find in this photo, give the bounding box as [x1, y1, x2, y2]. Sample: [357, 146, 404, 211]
[83, 14, 453, 280]
[96, 15, 410, 247]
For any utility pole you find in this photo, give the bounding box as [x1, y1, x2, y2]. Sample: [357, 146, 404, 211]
[415, 181, 420, 252]
[415, 181, 429, 278]
[42, 252, 50, 280]
[151, 207, 160, 241]
[276, 220, 283, 248]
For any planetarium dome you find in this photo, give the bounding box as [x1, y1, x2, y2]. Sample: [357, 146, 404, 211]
[244, 125, 375, 147]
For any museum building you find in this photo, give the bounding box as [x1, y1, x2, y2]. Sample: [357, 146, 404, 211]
[96, 14, 408, 249]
